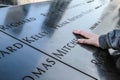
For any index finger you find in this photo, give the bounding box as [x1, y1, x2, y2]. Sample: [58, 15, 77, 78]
[73, 30, 92, 38]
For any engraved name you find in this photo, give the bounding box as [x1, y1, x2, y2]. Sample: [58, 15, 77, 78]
[0, 43, 23, 59]
[0, 17, 36, 31]
[52, 38, 77, 59]
[89, 20, 101, 30]
[22, 58, 56, 80]
[52, 9, 93, 29]
[22, 31, 48, 44]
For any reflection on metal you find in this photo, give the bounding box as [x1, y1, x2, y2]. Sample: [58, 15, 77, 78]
[0, 0, 120, 80]
[45, 0, 72, 27]
[92, 49, 120, 80]
[0, 0, 49, 5]
[0, 4, 9, 8]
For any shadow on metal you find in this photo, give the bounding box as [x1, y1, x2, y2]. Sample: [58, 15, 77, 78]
[79, 43, 120, 80]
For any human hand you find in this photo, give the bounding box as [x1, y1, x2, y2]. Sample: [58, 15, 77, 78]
[73, 30, 100, 47]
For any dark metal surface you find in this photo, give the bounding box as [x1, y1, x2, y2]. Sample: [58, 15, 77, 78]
[0, 0, 49, 5]
[0, 0, 120, 80]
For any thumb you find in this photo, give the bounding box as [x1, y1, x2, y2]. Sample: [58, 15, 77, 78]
[77, 39, 91, 45]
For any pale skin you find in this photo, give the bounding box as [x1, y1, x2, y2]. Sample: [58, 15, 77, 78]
[73, 30, 100, 47]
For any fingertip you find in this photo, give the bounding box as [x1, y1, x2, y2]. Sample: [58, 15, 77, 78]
[77, 39, 87, 44]
[73, 30, 79, 34]
[77, 39, 81, 43]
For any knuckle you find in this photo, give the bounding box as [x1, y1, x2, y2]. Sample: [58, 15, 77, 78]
[82, 40, 86, 43]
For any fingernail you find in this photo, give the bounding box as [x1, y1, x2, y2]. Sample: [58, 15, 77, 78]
[77, 39, 80, 42]
[73, 30, 78, 33]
